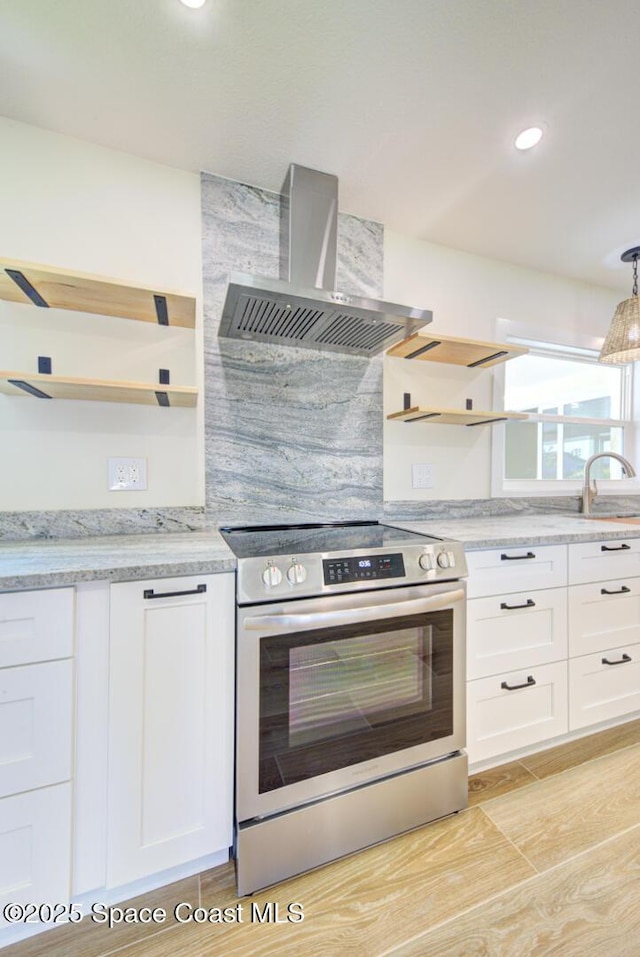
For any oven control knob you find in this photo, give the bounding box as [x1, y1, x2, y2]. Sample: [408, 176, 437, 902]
[419, 552, 434, 571]
[436, 551, 450, 569]
[262, 565, 283, 588]
[287, 562, 308, 585]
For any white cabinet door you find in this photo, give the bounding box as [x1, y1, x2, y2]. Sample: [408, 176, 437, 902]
[569, 643, 640, 731]
[0, 784, 72, 927]
[568, 579, 640, 656]
[0, 588, 74, 668]
[569, 539, 640, 584]
[466, 545, 568, 599]
[107, 573, 234, 887]
[467, 660, 568, 764]
[0, 660, 73, 799]
[467, 587, 567, 680]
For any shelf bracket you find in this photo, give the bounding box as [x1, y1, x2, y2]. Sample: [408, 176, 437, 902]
[5, 269, 49, 307]
[405, 339, 441, 359]
[156, 368, 170, 406]
[154, 295, 169, 326]
[408, 412, 442, 422]
[8, 379, 52, 399]
[466, 416, 507, 426]
[467, 350, 509, 368]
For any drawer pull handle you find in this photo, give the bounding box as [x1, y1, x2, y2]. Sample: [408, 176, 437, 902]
[500, 599, 536, 610]
[500, 551, 536, 561]
[600, 586, 631, 595]
[143, 584, 207, 599]
[601, 543, 631, 551]
[501, 675, 536, 691]
[601, 654, 632, 666]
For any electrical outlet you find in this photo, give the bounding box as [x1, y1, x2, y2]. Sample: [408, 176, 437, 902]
[412, 463, 434, 489]
[108, 457, 147, 491]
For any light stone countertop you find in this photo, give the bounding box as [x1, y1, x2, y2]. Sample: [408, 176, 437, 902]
[4, 514, 640, 592]
[0, 530, 235, 592]
[387, 513, 640, 549]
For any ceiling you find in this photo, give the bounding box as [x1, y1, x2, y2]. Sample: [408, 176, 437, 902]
[2, 0, 640, 293]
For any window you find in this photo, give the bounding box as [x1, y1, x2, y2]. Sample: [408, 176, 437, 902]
[492, 334, 634, 495]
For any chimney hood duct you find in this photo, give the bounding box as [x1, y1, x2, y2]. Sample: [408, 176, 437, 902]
[218, 164, 432, 356]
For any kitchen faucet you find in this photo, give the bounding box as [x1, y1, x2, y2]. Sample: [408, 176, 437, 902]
[581, 452, 637, 516]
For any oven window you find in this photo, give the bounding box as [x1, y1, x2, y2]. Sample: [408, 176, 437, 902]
[259, 611, 453, 793]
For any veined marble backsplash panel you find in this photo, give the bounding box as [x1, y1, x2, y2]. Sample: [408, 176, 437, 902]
[201, 171, 385, 525]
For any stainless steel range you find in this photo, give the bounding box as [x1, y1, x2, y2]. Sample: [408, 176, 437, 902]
[220, 521, 468, 895]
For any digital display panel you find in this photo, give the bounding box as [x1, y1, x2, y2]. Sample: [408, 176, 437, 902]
[323, 553, 405, 585]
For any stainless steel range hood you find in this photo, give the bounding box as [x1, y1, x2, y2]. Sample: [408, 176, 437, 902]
[218, 165, 432, 357]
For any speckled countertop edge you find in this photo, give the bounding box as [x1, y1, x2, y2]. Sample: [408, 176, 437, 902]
[0, 530, 235, 592]
[386, 513, 640, 549]
[4, 515, 640, 592]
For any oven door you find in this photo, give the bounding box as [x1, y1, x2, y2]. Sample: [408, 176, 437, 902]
[235, 580, 466, 821]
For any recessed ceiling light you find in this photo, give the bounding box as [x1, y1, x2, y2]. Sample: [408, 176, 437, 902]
[514, 127, 544, 151]
[180, 0, 207, 7]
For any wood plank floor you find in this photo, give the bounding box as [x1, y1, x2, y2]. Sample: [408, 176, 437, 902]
[5, 718, 640, 957]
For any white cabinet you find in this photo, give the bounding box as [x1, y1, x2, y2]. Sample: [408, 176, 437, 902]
[0, 587, 73, 668]
[569, 537, 640, 584]
[0, 588, 74, 931]
[569, 643, 640, 730]
[568, 578, 640, 657]
[466, 544, 568, 599]
[0, 784, 72, 923]
[107, 573, 234, 887]
[0, 660, 72, 798]
[466, 544, 568, 764]
[467, 661, 568, 763]
[467, 588, 568, 680]
[568, 540, 640, 732]
[467, 535, 640, 764]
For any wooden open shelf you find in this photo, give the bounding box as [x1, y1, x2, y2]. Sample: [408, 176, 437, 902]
[0, 258, 196, 328]
[0, 371, 198, 407]
[387, 333, 528, 367]
[387, 405, 529, 426]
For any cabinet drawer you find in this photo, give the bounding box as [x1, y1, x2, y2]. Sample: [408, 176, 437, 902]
[569, 643, 640, 731]
[568, 579, 640, 656]
[0, 783, 71, 926]
[467, 660, 568, 764]
[0, 660, 73, 799]
[569, 539, 640, 584]
[0, 588, 74, 668]
[467, 588, 567, 679]
[466, 545, 567, 599]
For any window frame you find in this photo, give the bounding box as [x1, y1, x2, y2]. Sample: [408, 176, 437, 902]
[491, 320, 636, 498]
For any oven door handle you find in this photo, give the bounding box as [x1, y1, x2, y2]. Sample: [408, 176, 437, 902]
[243, 588, 466, 631]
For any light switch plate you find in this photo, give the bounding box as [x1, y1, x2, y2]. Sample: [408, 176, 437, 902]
[412, 463, 434, 489]
[108, 457, 147, 491]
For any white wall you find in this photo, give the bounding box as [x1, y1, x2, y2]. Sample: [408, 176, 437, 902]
[383, 230, 621, 500]
[0, 117, 626, 512]
[0, 119, 203, 511]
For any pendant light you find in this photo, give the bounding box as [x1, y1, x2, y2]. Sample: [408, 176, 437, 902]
[599, 246, 640, 363]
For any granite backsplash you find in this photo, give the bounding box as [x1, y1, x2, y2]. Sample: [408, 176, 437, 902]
[3, 495, 640, 541]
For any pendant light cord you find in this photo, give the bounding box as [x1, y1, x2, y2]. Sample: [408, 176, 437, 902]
[633, 254, 638, 297]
